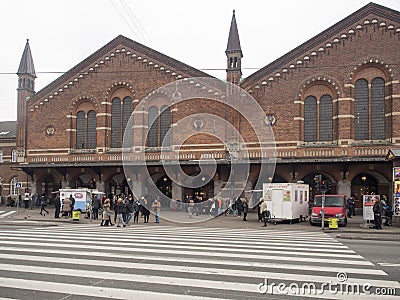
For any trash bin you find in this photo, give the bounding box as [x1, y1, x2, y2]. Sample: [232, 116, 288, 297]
[72, 210, 81, 221]
[329, 217, 338, 229]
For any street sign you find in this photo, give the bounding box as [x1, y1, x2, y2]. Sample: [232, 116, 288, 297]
[15, 182, 22, 188]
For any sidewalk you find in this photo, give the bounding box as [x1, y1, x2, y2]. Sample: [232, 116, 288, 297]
[4, 205, 400, 240]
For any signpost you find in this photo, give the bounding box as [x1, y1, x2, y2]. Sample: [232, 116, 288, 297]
[15, 182, 21, 214]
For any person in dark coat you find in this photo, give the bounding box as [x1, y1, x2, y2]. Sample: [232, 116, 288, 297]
[92, 195, 101, 220]
[140, 197, 150, 223]
[39, 193, 49, 216]
[69, 194, 75, 217]
[373, 197, 383, 230]
[133, 199, 140, 224]
[54, 194, 61, 218]
[235, 198, 243, 217]
[242, 198, 249, 221]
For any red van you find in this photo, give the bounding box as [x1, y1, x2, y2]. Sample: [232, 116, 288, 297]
[309, 194, 347, 227]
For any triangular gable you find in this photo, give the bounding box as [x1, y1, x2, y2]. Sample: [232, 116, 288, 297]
[387, 148, 400, 160]
[31, 35, 212, 102]
[242, 2, 400, 86]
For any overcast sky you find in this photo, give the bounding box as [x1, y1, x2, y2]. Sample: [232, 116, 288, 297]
[1, 0, 399, 121]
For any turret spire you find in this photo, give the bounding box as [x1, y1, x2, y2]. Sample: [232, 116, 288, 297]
[226, 10, 243, 84]
[17, 39, 36, 78]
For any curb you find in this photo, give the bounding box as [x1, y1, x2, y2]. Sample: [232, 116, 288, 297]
[335, 233, 400, 241]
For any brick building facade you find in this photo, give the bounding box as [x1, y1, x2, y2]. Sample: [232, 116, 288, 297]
[1, 3, 399, 208]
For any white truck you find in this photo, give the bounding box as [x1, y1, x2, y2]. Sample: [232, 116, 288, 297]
[59, 188, 102, 212]
[262, 183, 310, 223]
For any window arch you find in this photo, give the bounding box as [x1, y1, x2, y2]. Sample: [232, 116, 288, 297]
[111, 96, 133, 148]
[354, 77, 385, 140]
[148, 106, 159, 147]
[304, 94, 333, 142]
[75, 110, 97, 149]
[10, 177, 19, 195]
[371, 77, 385, 140]
[304, 96, 317, 142]
[76, 111, 86, 149]
[87, 110, 97, 149]
[160, 105, 171, 146]
[11, 149, 17, 162]
[319, 95, 333, 141]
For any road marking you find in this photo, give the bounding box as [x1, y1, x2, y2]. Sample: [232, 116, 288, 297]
[0, 211, 16, 218]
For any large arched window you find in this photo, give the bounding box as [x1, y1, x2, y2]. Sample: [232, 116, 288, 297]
[10, 177, 19, 195]
[160, 105, 171, 146]
[147, 105, 171, 147]
[111, 98, 121, 148]
[148, 106, 159, 147]
[87, 110, 97, 149]
[76, 111, 86, 149]
[111, 96, 133, 148]
[304, 94, 333, 142]
[371, 77, 385, 140]
[319, 95, 333, 141]
[354, 77, 385, 140]
[354, 79, 369, 140]
[76, 110, 97, 149]
[304, 96, 317, 142]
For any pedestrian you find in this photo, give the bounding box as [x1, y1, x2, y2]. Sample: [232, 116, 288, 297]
[152, 198, 161, 223]
[133, 199, 140, 224]
[69, 194, 75, 217]
[217, 197, 223, 216]
[116, 198, 126, 227]
[347, 196, 355, 218]
[23, 191, 30, 209]
[255, 198, 263, 222]
[92, 194, 101, 220]
[54, 194, 61, 218]
[101, 198, 113, 226]
[140, 197, 150, 223]
[39, 194, 49, 216]
[259, 198, 268, 227]
[125, 195, 133, 225]
[235, 198, 243, 217]
[61, 196, 71, 218]
[372, 197, 383, 230]
[188, 199, 195, 218]
[242, 198, 249, 221]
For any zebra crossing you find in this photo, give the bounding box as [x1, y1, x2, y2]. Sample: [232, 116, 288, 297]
[0, 224, 398, 299]
[0, 210, 16, 219]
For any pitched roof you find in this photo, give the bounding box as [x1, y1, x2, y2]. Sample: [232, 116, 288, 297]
[33, 35, 212, 100]
[242, 2, 400, 85]
[17, 39, 36, 77]
[0, 121, 17, 139]
[226, 10, 242, 53]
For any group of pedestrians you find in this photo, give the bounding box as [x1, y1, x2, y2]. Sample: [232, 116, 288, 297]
[98, 194, 160, 227]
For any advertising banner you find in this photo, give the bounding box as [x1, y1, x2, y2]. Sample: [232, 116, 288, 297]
[393, 167, 400, 217]
[363, 195, 378, 221]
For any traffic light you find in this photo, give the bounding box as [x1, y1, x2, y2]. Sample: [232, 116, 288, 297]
[314, 174, 322, 191]
[320, 179, 331, 192]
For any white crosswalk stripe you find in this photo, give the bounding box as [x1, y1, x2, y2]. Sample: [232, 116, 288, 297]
[0, 210, 16, 218]
[0, 225, 398, 299]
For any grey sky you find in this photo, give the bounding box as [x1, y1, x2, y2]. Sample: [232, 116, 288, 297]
[1, 0, 399, 121]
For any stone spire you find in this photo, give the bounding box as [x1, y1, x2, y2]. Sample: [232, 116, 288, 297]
[17, 39, 36, 78]
[226, 10, 243, 85]
[17, 39, 36, 155]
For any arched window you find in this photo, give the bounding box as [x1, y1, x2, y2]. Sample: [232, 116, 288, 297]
[304, 96, 317, 142]
[11, 149, 17, 162]
[354, 77, 385, 140]
[354, 79, 369, 140]
[160, 105, 171, 146]
[111, 96, 133, 148]
[371, 77, 385, 140]
[111, 97, 121, 148]
[148, 106, 159, 147]
[76, 110, 97, 149]
[87, 110, 97, 149]
[10, 177, 19, 195]
[122, 97, 133, 147]
[319, 95, 333, 141]
[76, 111, 86, 149]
